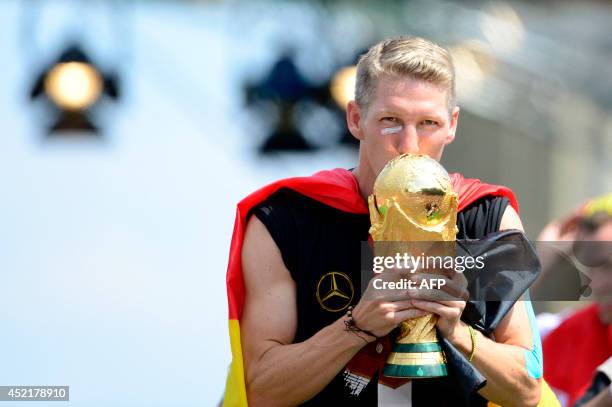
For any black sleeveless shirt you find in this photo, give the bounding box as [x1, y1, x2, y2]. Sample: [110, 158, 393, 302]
[250, 187, 509, 406]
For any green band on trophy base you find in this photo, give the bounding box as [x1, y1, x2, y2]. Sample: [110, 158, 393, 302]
[384, 341, 447, 378]
[392, 342, 442, 353]
[383, 363, 447, 378]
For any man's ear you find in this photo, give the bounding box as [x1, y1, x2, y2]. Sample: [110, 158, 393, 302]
[446, 105, 460, 145]
[347, 100, 364, 141]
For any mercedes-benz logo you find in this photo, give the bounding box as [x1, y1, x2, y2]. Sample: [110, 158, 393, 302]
[316, 271, 354, 312]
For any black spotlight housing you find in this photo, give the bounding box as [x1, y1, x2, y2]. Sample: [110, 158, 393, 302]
[244, 49, 366, 154]
[245, 53, 317, 153]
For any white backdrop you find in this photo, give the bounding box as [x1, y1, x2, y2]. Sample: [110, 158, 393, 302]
[0, 1, 357, 406]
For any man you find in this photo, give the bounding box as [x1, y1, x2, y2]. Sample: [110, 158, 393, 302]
[224, 37, 543, 406]
[541, 194, 612, 406]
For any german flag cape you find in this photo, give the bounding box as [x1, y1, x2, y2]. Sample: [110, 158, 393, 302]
[223, 168, 518, 406]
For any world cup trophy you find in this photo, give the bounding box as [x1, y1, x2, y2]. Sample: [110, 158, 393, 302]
[368, 153, 458, 378]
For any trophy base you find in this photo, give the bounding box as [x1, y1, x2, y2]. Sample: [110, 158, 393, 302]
[383, 342, 447, 378]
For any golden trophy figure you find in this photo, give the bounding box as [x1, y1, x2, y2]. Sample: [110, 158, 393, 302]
[368, 153, 458, 378]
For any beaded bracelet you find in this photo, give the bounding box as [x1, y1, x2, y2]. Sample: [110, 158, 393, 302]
[344, 306, 381, 343]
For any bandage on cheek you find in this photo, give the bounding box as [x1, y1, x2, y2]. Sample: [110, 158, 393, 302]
[380, 125, 402, 135]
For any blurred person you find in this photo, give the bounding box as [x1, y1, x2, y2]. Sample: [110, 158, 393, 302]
[575, 357, 612, 407]
[540, 193, 612, 407]
[224, 37, 545, 406]
[532, 200, 596, 315]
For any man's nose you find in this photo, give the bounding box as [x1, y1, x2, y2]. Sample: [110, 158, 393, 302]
[396, 125, 419, 154]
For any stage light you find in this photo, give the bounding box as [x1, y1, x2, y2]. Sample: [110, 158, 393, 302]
[30, 43, 120, 135]
[245, 53, 317, 153]
[44, 62, 103, 111]
[480, 1, 525, 54]
[450, 40, 496, 102]
[330, 65, 356, 111]
[244, 51, 363, 153]
[327, 50, 367, 148]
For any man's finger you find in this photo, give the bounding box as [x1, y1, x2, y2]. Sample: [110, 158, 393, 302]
[411, 299, 465, 318]
[394, 308, 428, 324]
[390, 299, 415, 311]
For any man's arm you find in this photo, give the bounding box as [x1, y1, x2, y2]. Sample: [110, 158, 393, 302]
[240, 216, 367, 406]
[449, 297, 542, 407]
[412, 205, 543, 407]
[581, 386, 612, 407]
[455, 206, 542, 406]
[241, 215, 425, 405]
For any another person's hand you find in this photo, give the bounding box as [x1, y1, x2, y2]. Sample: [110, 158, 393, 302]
[537, 207, 584, 242]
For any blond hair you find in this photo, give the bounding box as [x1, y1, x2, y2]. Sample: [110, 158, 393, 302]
[355, 36, 456, 112]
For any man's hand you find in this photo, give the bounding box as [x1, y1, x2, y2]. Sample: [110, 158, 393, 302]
[350, 270, 428, 338]
[408, 269, 469, 338]
[351, 263, 469, 338]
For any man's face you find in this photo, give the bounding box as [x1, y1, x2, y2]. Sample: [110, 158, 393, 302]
[347, 76, 459, 177]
